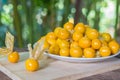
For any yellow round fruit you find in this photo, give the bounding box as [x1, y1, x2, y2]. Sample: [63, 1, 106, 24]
[54, 27, 62, 37]
[60, 48, 69, 57]
[85, 25, 91, 32]
[70, 47, 83, 58]
[79, 37, 91, 48]
[74, 23, 85, 33]
[108, 40, 120, 54]
[83, 48, 96, 58]
[56, 38, 62, 45]
[46, 32, 56, 40]
[92, 39, 101, 49]
[64, 22, 74, 31]
[70, 41, 79, 48]
[86, 29, 99, 40]
[100, 40, 108, 47]
[46, 38, 56, 45]
[58, 29, 70, 39]
[99, 46, 111, 57]
[8, 51, 19, 63]
[101, 33, 111, 42]
[59, 40, 69, 48]
[25, 58, 39, 72]
[72, 31, 83, 41]
[49, 44, 59, 55]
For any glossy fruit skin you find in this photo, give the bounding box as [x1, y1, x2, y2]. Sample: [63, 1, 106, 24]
[46, 38, 56, 45]
[59, 40, 69, 48]
[74, 23, 85, 33]
[60, 48, 69, 57]
[85, 25, 91, 32]
[56, 38, 62, 45]
[83, 48, 95, 58]
[54, 27, 62, 37]
[101, 33, 111, 42]
[79, 37, 91, 48]
[39, 21, 120, 59]
[64, 22, 74, 31]
[101, 40, 108, 47]
[46, 32, 57, 40]
[92, 39, 101, 49]
[70, 41, 79, 48]
[86, 29, 99, 40]
[58, 29, 70, 40]
[25, 58, 39, 72]
[70, 47, 83, 58]
[8, 51, 19, 63]
[108, 40, 120, 54]
[72, 31, 83, 41]
[49, 44, 59, 55]
[99, 46, 111, 57]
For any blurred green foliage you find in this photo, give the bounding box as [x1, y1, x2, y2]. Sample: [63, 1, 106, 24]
[0, 0, 119, 48]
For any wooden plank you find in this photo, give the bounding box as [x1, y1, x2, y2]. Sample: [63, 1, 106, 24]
[79, 69, 120, 80]
[0, 64, 21, 80]
[0, 52, 120, 80]
[0, 71, 12, 80]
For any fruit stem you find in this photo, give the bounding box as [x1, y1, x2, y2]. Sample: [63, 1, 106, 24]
[34, 40, 45, 60]
[28, 44, 33, 58]
[5, 32, 14, 52]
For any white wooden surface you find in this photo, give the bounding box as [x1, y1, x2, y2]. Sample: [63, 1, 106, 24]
[0, 52, 120, 80]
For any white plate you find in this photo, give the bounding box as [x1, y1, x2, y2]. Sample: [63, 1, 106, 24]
[45, 51, 120, 62]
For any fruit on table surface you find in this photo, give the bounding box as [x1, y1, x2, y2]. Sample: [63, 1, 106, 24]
[0, 32, 20, 63]
[40, 21, 120, 58]
[25, 58, 39, 72]
[8, 51, 20, 63]
[26, 40, 46, 72]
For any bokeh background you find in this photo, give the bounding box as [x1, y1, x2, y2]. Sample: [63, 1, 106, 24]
[0, 0, 119, 48]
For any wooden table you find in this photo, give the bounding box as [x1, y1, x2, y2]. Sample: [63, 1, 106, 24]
[0, 48, 27, 80]
[80, 69, 120, 80]
[0, 66, 120, 80]
[0, 48, 120, 80]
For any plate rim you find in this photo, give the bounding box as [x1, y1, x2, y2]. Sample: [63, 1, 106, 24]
[44, 51, 120, 62]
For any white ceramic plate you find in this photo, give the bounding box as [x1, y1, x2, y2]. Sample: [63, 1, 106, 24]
[45, 51, 120, 62]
